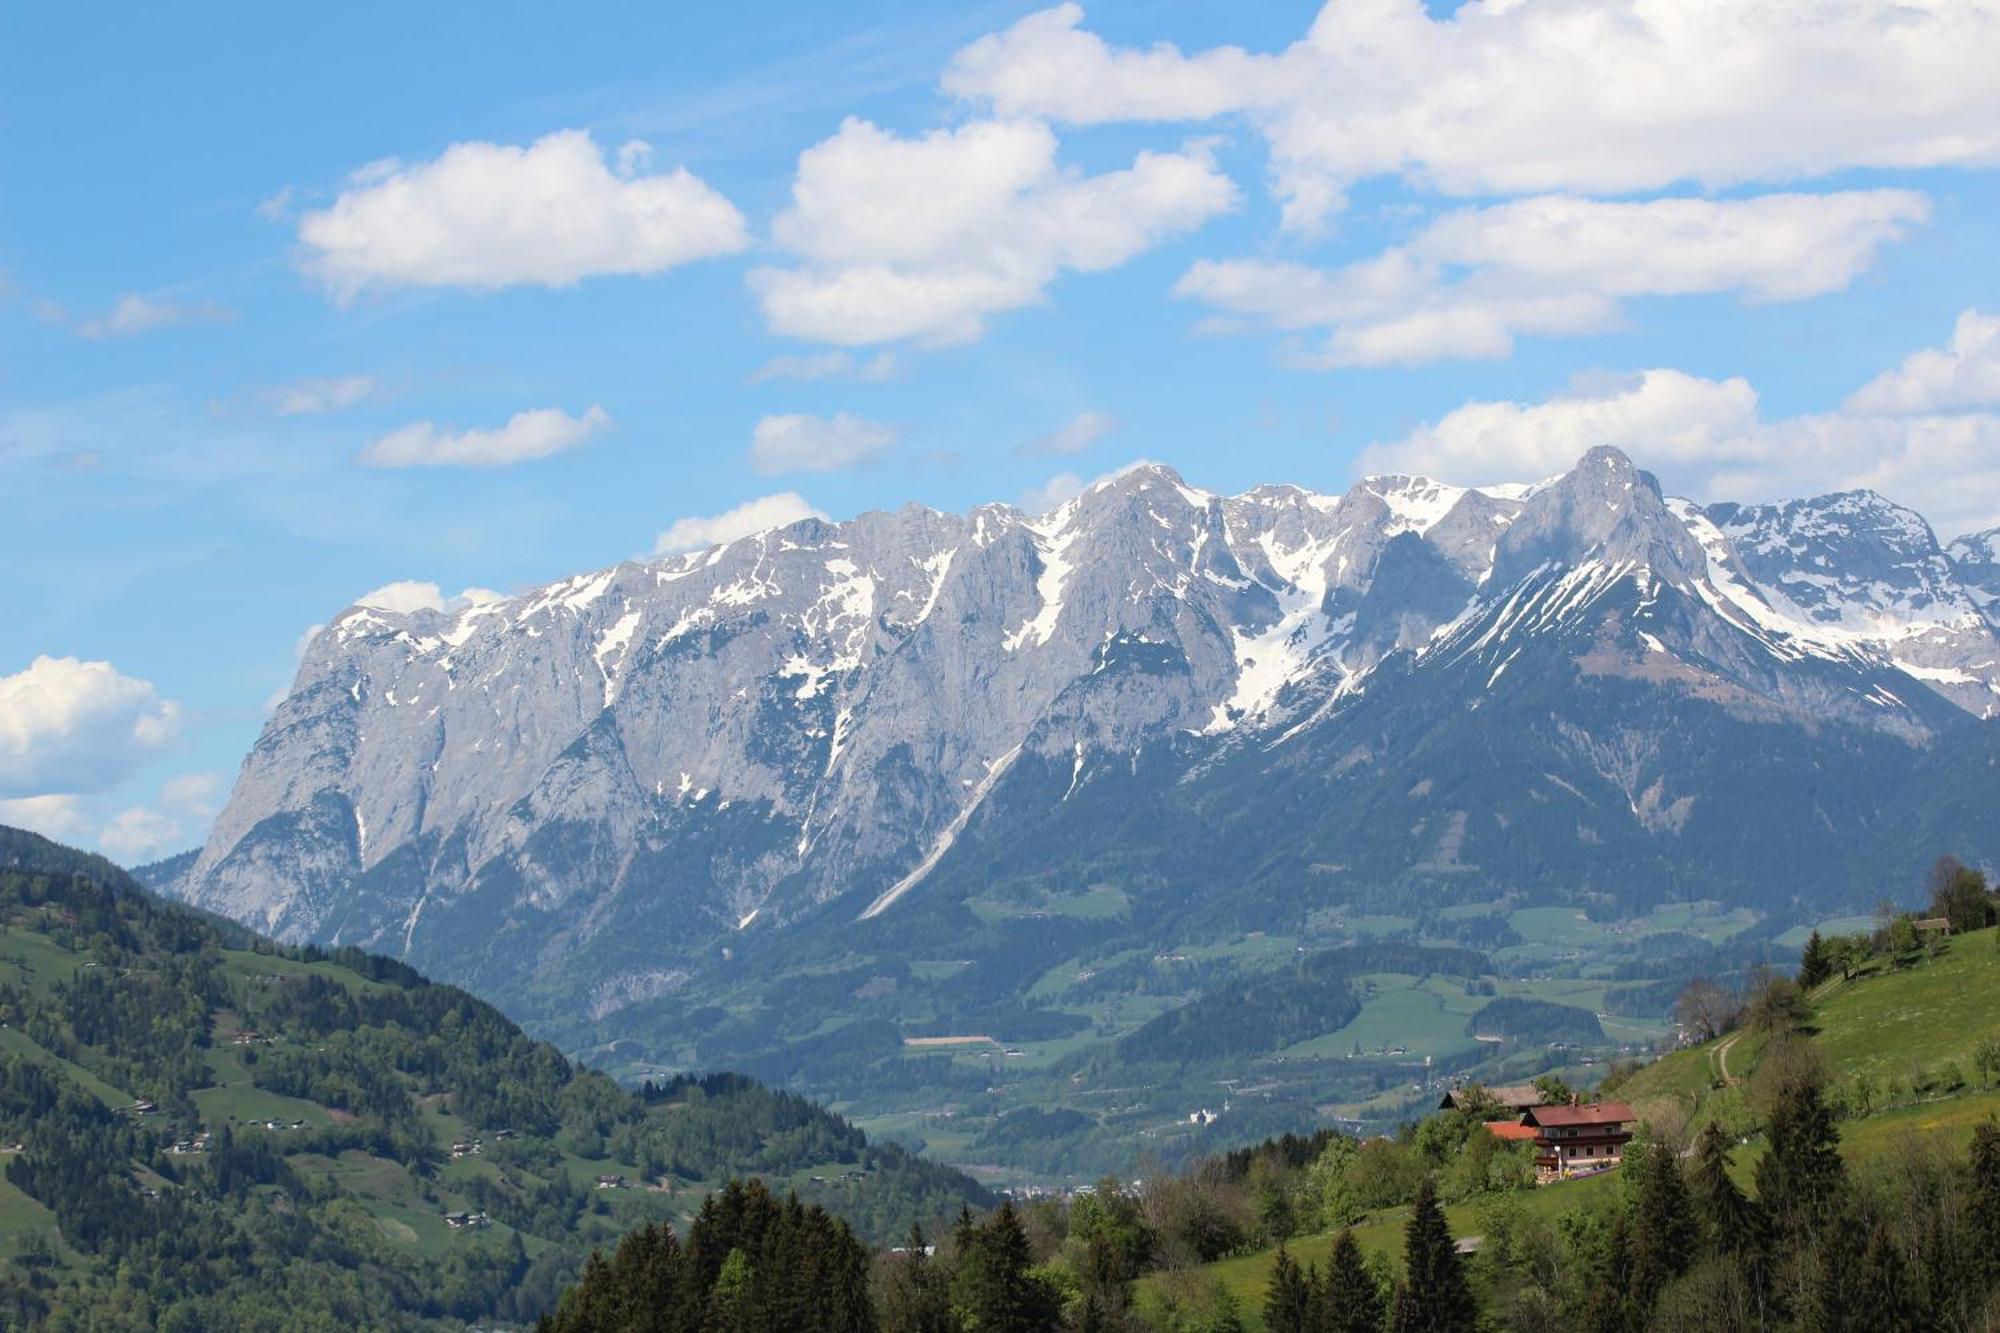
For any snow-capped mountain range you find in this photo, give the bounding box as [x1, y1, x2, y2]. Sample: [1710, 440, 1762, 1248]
[167, 447, 2000, 1024]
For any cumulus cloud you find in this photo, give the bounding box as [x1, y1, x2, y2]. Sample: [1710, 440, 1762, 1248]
[1020, 471, 1088, 514]
[946, 2, 2000, 230]
[97, 807, 185, 864]
[298, 130, 748, 299]
[1360, 318, 2000, 536]
[266, 374, 378, 415]
[75, 294, 235, 339]
[361, 405, 609, 468]
[1846, 309, 2000, 415]
[0, 796, 91, 844]
[351, 582, 505, 616]
[655, 492, 828, 553]
[749, 412, 900, 475]
[0, 657, 181, 800]
[1176, 191, 1926, 366]
[751, 117, 1236, 346]
[747, 351, 900, 384]
[1014, 409, 1120, 457]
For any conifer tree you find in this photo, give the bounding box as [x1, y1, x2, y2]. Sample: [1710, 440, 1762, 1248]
[1319, 1228, 1385, 1333]
[1689, 1122, 1761, 1255]
[1263, 1245, 1312, 1333]
[1581, 1213, 1638, 1333]
[1390, 1178, 1475, 1333]
[951, 1201, 1059, 1333]
[1854, 1217, 1918, 1331]
[1797, 931, 1831, 990]
[1629, 1140, 1699, 1311]
[1755, 1071, 1846, 1237]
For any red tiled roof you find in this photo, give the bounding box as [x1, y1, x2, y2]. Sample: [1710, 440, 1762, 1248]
[1484, 1121, 1538, 1141]
[1522, 1101, 1635, 1128]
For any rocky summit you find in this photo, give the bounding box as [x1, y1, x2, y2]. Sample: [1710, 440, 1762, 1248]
[163, 447, 2000, 1033]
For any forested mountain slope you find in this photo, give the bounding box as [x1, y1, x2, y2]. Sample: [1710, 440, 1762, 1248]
[0, 826, 988, 1330]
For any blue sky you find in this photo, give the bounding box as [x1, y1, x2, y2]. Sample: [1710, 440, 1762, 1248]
[5, 0, 2000, 862]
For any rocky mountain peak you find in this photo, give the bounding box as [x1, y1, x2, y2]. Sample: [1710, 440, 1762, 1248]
[171, 448, 2000, 1000]
[1487, 445, 1706, 590]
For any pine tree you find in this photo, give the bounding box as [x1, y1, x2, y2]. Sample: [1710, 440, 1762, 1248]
[1390, 1178, 1475, 1333]
[1264, 1246, 1312, 1333]
[1319, 1228, 1385, 1333]
[1581, 1213, 1638, 1333]
[1755, 1071, 1846, 1237]
[705, 1247, 753, 1331]
[951, 1201, 1059, 1333]
[1854, 1218, 1918, 1330]
[1971, 1121, 2000, 1277]
[1629, 1140, 1699, 1311]
[1797, 931, 1832, 990]
[1802, 1209, 1883, 1333]
[1689, 1122, 1761, 1255]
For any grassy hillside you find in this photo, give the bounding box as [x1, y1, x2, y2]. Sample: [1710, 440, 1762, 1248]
[1620, 922, 2000, 1144]
[1154, 924, 2000, 1332]
[0, 826, 989, 1330]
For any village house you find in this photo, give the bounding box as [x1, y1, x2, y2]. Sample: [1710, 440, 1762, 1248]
[1520, 1101, 1636, 1181]
[443, 1211, 492, 1230]
[596, 1174, 627, 1190]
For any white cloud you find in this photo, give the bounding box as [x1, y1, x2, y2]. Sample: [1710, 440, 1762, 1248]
[1846, 309, 2000, 415]
[267, 374, 378, 416]
[361, 405, 609, 468]
[1359, 368, 1763, 485]
[1362, 356, 2000, 538]
[254, 185, 296, 223]
[1020, 471, 1087, 514]
[749, 412, 900, 475]
[1176, 191, 1926, 367]
[747, 350, 901, 383]
[76, 294, 235, 339]
[160, 772, 225, 818]
[298, 129, 748, 299]
[353, 581, 447, 614]
[92, 771, 226, 864]
[350, 582, 504, 616]
[751, 116, 1236, 345]
[97, 807, 185, 865]
[946, 2, 2000, 230]
[0, 795, 91, 844]
[346, 580, 500, 616]
[654, 492, 828, 553]
[1014, 409, 1119, 457]
[0, 657, 181, 799]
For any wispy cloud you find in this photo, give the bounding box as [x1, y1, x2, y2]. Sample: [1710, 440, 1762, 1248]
[361, 405, 611, 468]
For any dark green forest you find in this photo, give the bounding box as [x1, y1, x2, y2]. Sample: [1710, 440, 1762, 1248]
[0, 826, 988, 1330]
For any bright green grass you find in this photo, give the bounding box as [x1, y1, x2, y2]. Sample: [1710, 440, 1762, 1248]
[216, 948, 395, 995]
[0, 1026, 131, 1109]
[0, 924, 87, 999]
[192, 1077, 333, 1129]
[1279, 974, 1484, 1060]
[1807, 934, 2000, 1084]
[0, 1173, 61, 1262]
[1507, 902, 1758, 952]
[968, 886, 1133, 923]
[1140, 1173, 1621, 1330]
[1773, 915, 1877, 949]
